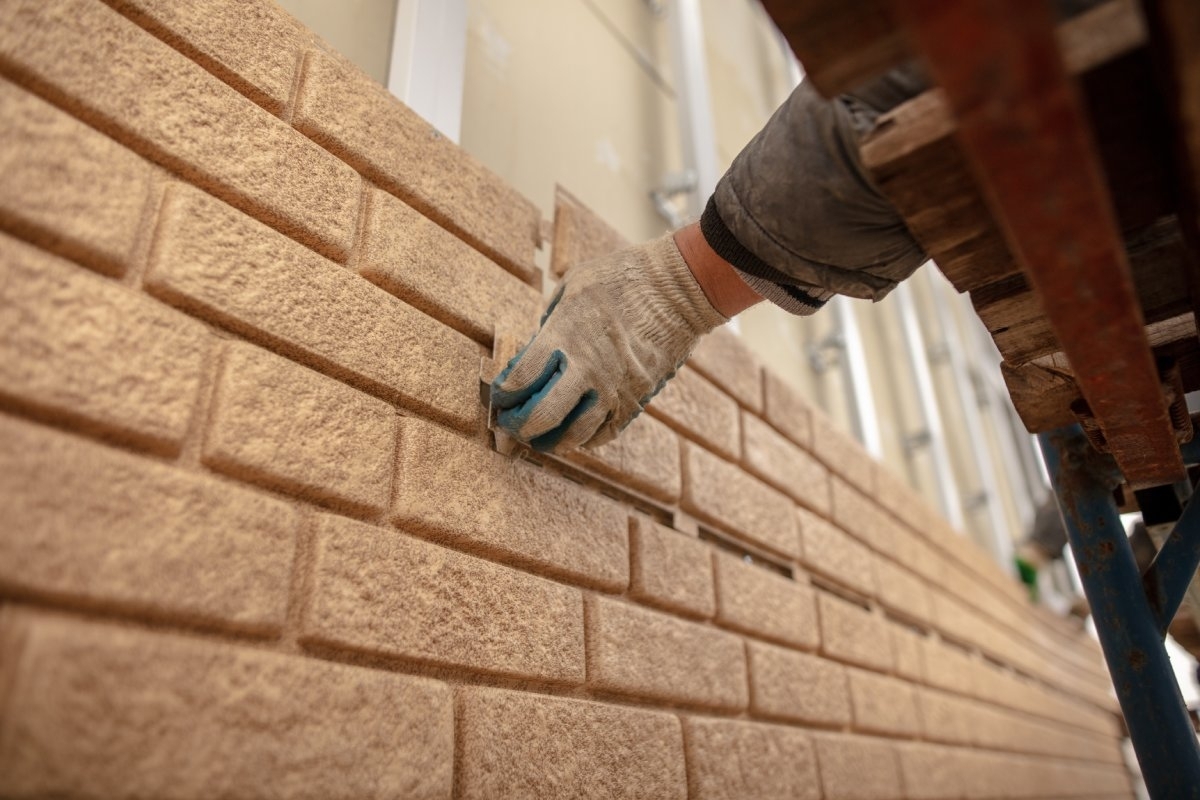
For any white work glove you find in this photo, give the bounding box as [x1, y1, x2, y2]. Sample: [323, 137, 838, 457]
[491, 233, 727, 453]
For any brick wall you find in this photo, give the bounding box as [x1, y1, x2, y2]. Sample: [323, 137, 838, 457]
[0, 1, 1134, 798]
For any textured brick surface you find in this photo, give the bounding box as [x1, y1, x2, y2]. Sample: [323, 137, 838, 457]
[831, 477, 891, 551]
[0, 612, 452, 799]
[922, 637, 980, 697]
[747, 640, 852, 726]
[917, 688, 975, 744]
[649, 366, 740, 460]
[889, 622, 927, 683]
[294, 50, 540, 279]
[798, 507, 876, 597]
[688, 327, 762, 412]
[896, 742, 964, 800]
[569, 412, 682, 503]
[0, 0, 360, 260]
[460, 686, 685, 800]
[812, 408, 876, 491]
[204, 343, 396, 515]
[147, 185, 481, 430]
[681, 441, 800, 557]
[0, 79, 153, 276]
[814, 734, 902, 800]
[847, 668, 922, 736]
[360, 188, 540, 344]
[549, 185, 629, 277]
[684, 718, 820, 800]
[0, 234, 210, 453]
[587, 596, 747, 709]
[818, 592, 894, 672]
[303, 514, 583, 682]
[629, 516, 715, 619]
[761, 370, 813, 448]
[393, 417, 628, 589]
[741, 411, 831, 514]
[873, 558, 933, 624]
[713, 553, 818, 650]
[0, 415, 294, 633]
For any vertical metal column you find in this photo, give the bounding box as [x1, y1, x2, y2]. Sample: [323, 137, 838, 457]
[1038, 426, 1200, 799]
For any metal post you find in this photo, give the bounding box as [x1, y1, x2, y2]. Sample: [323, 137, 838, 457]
[666, 0, 720, 220]
[834, 296, 884, 459]
[1038, 426, 1200, 799]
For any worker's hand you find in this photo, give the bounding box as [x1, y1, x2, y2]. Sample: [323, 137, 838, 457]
[490, 234, 727, 453]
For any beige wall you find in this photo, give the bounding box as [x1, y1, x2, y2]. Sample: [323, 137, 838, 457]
[276, 0, 397, 84]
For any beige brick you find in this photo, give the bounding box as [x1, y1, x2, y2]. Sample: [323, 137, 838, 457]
[741, 411, 832, 514]
[798, 507, 876, 597]
[684, 718, 820, 800]
[568, 412, 681, 503]
[917, 688, 975, 744]
[204, 343, 395, 515]
[648, 366, 740, 461]
[831, 477, 891, 550]
[0, 79, 152, 276]
[877, 519, 924, 573]
[713, 553, 818, 650]
[0, 0, 359, 261]
[0, 612, 452, 799]
[762, 370, 813, 448]
[922, 637, 980, 697]
[896, 742, 964, 800]
[360, 188, 540, 344]
[873, 461, 930, 534]
[303, 514, 583, 682]
[889, 622, 927, 683]
[847, 668, 921, 737]
[681, 441, 800, 558]
[814, 734, 902, 800]
[459, 686, 685, 800]
[147, 184, 481, 430]
[874, 558, 933, 624]
[394, 416, 628, 589]
[929, 589, 984, 650]
[688, 327, 762, 412]
[0, 415, 294, 633]
[629, 516, 715, 619]
[549, 185, 629, 277]
[812, 408, 877, 491]
[105, 0, 315, 112]
[0, 234, 210, 454]
[294, 50, 540, 279]
[818, 591, 894, 672]
[747, 640, 852, 726]
[586, 596, 747, 709]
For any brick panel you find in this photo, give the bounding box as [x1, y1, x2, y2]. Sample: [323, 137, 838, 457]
[713, 553, 818, 650]
[0, 612, 452, 799]
[814, 734, 903, 800]
[204, 343, 396, 515]
[549, 185, 628, 278]
[874, 558, 933, 624]
[917, 688, 976, 744]
[0, 415, 295, 633]
[761, 370, 813, 448]
[811, 408, 876, 491]
[741, 411, 832, 515]
[568, 412, 682, 503]
[889, 622, 927, 683]
[146, 184, 481, 430]
[798, 507, 877, 597]
[294, 50, 540, 279]
[586, 596, 747, 710]
[628, 516, 715, 619]
[683, 718, 819, 800]
[681, 441, 800, 558]
[648, 366, 740, 461]
[0, 0, 360, 260]
[459, 686, 685, 800]
[817, 592, 894, 672]
[393, 417, 628, 589]
[831, 477, 891, 551]
[0, 79, 153, 276]
[896, 742, 964, 800]
[747, 640, 852, 726]
[688, 327, 763, 412]
[922, 637, 980, 697]
[303, 514, 584, 683]
[0, 234, 210, 454]
[847, 668, 922, 737]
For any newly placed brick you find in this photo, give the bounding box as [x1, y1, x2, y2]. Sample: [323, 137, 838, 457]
[681, 441, 800, 558]
[0, 79, 153, 276]
[147, 185, 481, 430]
[812, 408, 876, 491]
[394, 417, 628, 589]
[684, 718, 819, 800]
[818, 591, 894, 672]
[568, 412, 682, 503]
[895, 742, 964, 800]
[303, 514, 583, 683]
[628, 516, 715, 619]
[873, 558, 933, 624]
[797, 507, 876, 597]
[688, 327, 762, 412]
[648, 367, 740, 461]
[295, 50, 540, 279]
[459, 686, 685, 800]
[0, 0, 359, 260]
[360, 188, 540, 344]
[0, 234, 210, 454]
[0, 612, 452, 799]
[586, 596, 747, 710]
[0, 414, 295, 634]
[549, 184, 628, 278]
[847, 668, 922, 737]
[747, 640, 852, 726]
[741, 411, 831, 515]
[831, 477, 891, 551]
[889, 622, 927, 683]
[813, 734, 902, 800]
[204, 343, 395, 515]
[761, 370, 813, 448]
[922, 637, 980, 697]
[713, 553, 818, 650]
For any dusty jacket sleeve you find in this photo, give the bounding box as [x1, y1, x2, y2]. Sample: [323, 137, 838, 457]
[702, 65, 930, 315]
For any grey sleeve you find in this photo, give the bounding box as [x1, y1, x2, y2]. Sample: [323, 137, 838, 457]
[701, 65, 930, 315]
